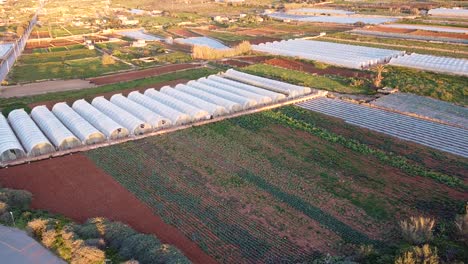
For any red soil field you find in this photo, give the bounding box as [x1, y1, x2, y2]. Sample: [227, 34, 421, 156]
[265, 58, 371, 78]
[411, 30, 468, 40]
[217, 59, 251, 67]
[168, 28, 200, 38]
[365, 26, 415, 34]
[88, 63, 203, 85]
[28, 79, 190, 109]
[0, 154, 216, 264]
[247, 36, 282, 45]
[235, 55, 270, 64]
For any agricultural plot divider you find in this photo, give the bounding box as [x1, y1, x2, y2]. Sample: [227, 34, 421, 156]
[0, 69, 327, 167]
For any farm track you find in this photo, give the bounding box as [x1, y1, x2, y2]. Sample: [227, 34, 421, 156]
[298, 98, 468, 158]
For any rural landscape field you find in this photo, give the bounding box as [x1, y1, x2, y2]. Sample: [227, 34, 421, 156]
[0, 0, 467, 263]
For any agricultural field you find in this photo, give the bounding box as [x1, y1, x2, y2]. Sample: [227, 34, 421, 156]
[5, 46, 131, 84]
[80, 106, 467, 263]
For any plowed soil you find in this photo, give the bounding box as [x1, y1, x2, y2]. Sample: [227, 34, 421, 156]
[88, 63, 203, 85]
[0, 154, 216, 264]
[265, 58, 372, 78]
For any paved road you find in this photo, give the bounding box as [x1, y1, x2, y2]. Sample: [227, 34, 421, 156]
[0, 225, 65, 264]
[0, 79, 96, 98]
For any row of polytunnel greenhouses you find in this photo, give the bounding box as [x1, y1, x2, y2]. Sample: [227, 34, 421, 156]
[252, 39, 405, 69]
[389, 54, 468, 76]
[428, 8, 468, 18]
[0, 69, 323, 163]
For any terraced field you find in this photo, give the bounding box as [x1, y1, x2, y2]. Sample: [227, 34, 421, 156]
[298, 98, 468, 158]
[84, 106, 467, 263]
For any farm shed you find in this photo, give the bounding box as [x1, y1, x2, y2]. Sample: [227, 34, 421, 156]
[0, 114, 26, 162]
[7, 109, 54, 157]
[175, 84, 243, 113]
[198, 78, 272, 105]
[144, 89, 211, 121]
[110, 94, 171, 129]
[72, 99, 129, 140]
[187, 80, 257, 109]
[52, 103, 106, 145]
[31, 106, 82, 151]
[160, 86, 228, 117]
[91, 97, 152, 135]
[222, 69, 309, 97]
[127, 91, 189, 125]
[208, 75, 286, 102]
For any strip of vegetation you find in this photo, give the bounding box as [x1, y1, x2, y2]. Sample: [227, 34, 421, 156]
[0, 186, 190, 264]
[267, 107, 466, 189]
[0, 67, 219, 115]
[242, 64, 375, 94]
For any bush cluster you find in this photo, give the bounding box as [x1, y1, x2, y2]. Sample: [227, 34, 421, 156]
[192, 41, 251, 60]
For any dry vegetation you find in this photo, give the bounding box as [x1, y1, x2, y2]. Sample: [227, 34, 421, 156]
[192, 41, 251, 60]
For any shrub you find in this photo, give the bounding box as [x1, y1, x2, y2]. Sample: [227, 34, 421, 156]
[75, 217, 108, 239]
[102, 221, 137, 250]
[454, 203, 468, 245]
[84, 238, 106, 249]
[0, 188, 32, 209]
[192, 41, 251, 60]
[41, 229, 57, 248]
[0, 201, 7, 215]
[70, 241, 106, 264]
[102, 54, 116, 65]
[26, 218, 51, 239]
[152, 244, 190, 264]
[119, 234, 161, 260]
[400, 217, 435, 245]
[395, 244, 439, 264]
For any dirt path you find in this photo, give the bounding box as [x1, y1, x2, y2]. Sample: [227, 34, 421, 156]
[0, 79, 96, 98]
[0, 154, 217, 264]
[320, 36, 468, 55]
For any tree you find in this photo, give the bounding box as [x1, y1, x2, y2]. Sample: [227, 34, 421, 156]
[373, 64, 388, 88]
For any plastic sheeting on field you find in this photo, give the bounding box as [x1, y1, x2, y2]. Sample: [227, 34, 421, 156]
[117, 30, 162, 41]
[252, 39, 404, 69]
[31, 106, 81, 150]
[222, 69, 310, 97]
[127, 91, 188, 125]
[198, 78, 273, 105]
[92, 97, 152, 135]
[174, 37, 229, 50]
[187, 80, 257, 109]
[287, 8, 354, 16]
[0, 43, 13, 58]
[7, 109, 54, 157]
[267, 12, 397, 24]
[207, 75, 287, 102]
[0, 114, 25, 162]
[160, 86, 228, 117]
[110, 94, 170, 129]
[174, 84, 243, 113]
[144, 88, 211, 121]
[381, 24, 468, 34]
[389, 53, 468, 76]
[428, 8, 468, 18]
[52, 103, 106, 145]
[72, 99, 129, 140]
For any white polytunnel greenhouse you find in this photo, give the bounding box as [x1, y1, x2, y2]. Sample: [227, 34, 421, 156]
[0, 114, 26, 162]
[127, 91, 188, 125]
[207, 75, 287, 102]
[174, 84, 243, 113]
[72, 99, 129, 140]
[144, 88, 211, 121]
[31, 106, 82, 151]
[91, 97, 152, 135]
[110, 94, 171, 129]
[197, 78, 273, 105]
[222, 69, 309, 97]
[160, 86, 228, 117]
[7, 109, 55, 157]
[52, 103, 106, 145]
[187, 80, 257, 110]
[389, 53, 468, 76]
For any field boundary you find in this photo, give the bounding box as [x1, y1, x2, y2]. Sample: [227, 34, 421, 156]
[0, 91, 327, 168]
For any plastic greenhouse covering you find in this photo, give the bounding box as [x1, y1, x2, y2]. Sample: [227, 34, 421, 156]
[160, 86, 228, 117]
[428, 8, 468, 18]
[110, 94, 170, 129]
[7, 109, 55, 157]
[174, 37, 229, 50]
[389, 54, 468, 76]
[52, 103, 106, 145]
[187, 80, 257, 109]
[72, 99, 129, 140]
[92, 97, 152, 135]
[267, 12, 397, 24]
[207, 75, 287, 102]
[127, 91, 188, 125]
[31, 106, 81, 150]
[144, 88, 211, 121]
[252, 39, 404, 69]
[223, 69, 310, 97]
[381, 24, 468, 34]
[198, 78, 273, 105]
[0, 114, 25, 162]
[174, 84, 243, 113]
[287, 8, 354, 15]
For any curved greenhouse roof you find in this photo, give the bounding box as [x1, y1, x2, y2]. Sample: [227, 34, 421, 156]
[52, 103, 106, 145]
[7, 109, 54, 157]
[72, 99, 129, 140]
[0, 114, 26, 162]
[198, 78, 272, 105]
[31, 106, 82, 151]
[92, 97, 152, 135]
[174, 84, 243, 113]
[127, 91, 189, 125]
